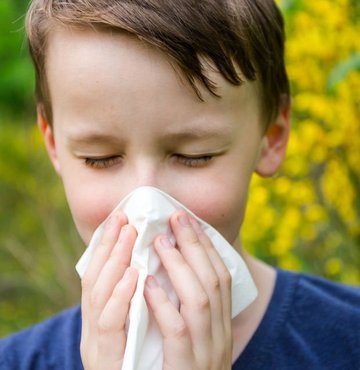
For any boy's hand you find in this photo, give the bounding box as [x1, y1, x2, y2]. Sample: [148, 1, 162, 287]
[80, 211, 138, 370]
[144, 211, 233, 370]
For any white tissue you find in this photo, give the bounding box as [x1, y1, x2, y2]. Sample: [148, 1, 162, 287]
[76, 186, 257, 370]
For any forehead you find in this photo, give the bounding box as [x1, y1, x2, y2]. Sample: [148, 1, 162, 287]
[46, 25, 262, 132]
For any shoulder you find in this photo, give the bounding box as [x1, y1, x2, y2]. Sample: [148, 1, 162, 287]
[290, 269, 360, 322]
[0, 305, 83, 370]
[234, 269, 360, 370]
[278, 270, 360, 368]
[296, 268, 360, 303]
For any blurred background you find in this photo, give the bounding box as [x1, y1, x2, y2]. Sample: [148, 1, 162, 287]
[0, 0, 359, 337]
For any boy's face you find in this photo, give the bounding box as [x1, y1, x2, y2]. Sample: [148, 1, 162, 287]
[41, 26, 288, 247]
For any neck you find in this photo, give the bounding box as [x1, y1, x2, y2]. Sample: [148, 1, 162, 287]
[231, 237, 276, 362]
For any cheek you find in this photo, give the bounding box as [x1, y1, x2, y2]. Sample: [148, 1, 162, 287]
[65, 176, 247, 247]
[176, 179, 249, 245]
[59, 153, 253, 246]
[62, 178, 119, 244]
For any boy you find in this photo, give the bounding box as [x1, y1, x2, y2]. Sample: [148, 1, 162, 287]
[1, 0, 359, 369]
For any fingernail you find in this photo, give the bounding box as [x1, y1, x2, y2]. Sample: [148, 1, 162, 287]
[178, 213, 190, 227]
[146, 276, 158, 289]
[118, 225, 129, 243]
[159, 235, 174, 249]
[123, 267, 132, 281]
[169, 235, 176, 246]
[189, 217, 202, 235]
[105, 214, 118, 229]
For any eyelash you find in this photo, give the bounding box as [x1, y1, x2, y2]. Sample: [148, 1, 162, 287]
[175, 155, 213, 168]
[84, 155, 213, 169]
[84, 156, 122, 169]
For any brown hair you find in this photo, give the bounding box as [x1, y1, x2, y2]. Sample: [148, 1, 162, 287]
[25, 0, 290, 128]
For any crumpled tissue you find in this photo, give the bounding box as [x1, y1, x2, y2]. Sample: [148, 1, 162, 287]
[76, 186, 257, 370]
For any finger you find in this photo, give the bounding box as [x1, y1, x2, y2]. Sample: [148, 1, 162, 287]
[82, 211, 128, 293]
[144, 275, 192, 368]
[153, 234, 211, 363]
[81, 211, 127, 337]
[171, 213, 225, 320]
[170, 212, 220, 296]
[189, 217, 233, 357]
[97, 267, 138, 367]
[189, 218, 232, 315]
[89, 225, 137, 316]
[170, 212, 228, 360]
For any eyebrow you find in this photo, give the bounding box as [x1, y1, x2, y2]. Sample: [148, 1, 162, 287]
[67, 126, 233, 145]
[160, 126, 232, 142]
[67, 133, 124, 146]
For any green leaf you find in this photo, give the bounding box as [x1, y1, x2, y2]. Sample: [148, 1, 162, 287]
[327, 53, 360, 94]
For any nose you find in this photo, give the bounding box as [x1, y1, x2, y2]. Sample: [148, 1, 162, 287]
[130, 157, 162, 190]
[114, 155, 176, 204]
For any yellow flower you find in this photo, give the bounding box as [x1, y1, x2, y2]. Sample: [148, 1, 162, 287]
[325, 257, 343, 276]
[305, 205, 327, 223]
[243, 0, 360, 284]
[279, 254, 302, 271]
[274, 177, 292, 196]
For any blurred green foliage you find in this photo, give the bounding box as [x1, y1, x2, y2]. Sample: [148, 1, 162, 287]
[0, 0, 35, 118]
[0, 122, 84, 336]
[0, 0, 83, 336]
[0, 122, 83, 335]
[244, 0, 360, 283]
[1, 0, 359, 338]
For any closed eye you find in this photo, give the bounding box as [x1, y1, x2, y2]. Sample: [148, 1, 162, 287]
[84, 156, 122, 169]
[173, 154, 213, 168]
[83, 154, 214, 169]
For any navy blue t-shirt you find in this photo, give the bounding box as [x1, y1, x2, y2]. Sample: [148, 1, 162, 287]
[1, 269, 359, 369]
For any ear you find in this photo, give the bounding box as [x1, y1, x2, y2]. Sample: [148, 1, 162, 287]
[255, 96, 291, 177]
[37, 105, 61, 175]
